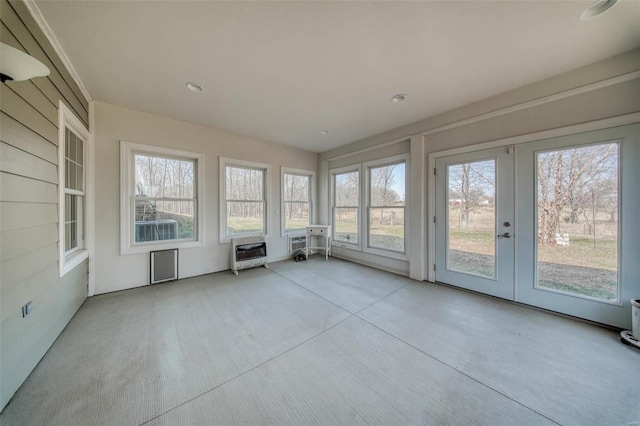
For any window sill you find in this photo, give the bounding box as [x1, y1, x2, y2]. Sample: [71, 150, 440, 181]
[121, 239, 203, 256]
[220, 233, 269, 245]
[60, 249, 89, 277]
[363, 246, 408, 262]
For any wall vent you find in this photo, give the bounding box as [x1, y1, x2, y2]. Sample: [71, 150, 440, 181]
[288, 234, 307, 253]
[150, 248, 178, 284]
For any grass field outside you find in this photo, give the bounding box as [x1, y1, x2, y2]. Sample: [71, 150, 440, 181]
[447, 205, 618, 300]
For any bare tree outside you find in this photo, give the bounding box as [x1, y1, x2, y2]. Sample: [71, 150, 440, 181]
[447, 159, 496, 277]
[369, 163, 405, 251]
[536, 142, 618, 299]
[134, 154, 196, 241]
[226, 166, 265, 235]
[334, 171, 359, 243]
[284, 173, 311, 231]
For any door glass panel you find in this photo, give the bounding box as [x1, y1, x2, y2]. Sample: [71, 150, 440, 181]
[447, 160, 496, 278]
[536, 143, 619, 301]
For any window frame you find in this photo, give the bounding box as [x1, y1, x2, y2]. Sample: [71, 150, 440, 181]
[120, 141, 204, 255]
[330, 164, 362, 249]
[219, 157, 271, 244]
[58, 101, 91, 277]
[281, 167, 314, 236]
[364, 154, 409, 259]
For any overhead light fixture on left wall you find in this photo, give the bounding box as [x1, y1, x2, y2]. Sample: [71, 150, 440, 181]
[0, 42, 50, 83]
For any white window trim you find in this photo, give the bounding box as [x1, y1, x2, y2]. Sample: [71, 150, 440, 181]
[281, 167, 315, 237]
[58, 101, 91, 277]
[330, 164, 362, 251]
[120, 141, 204, 255]
[219, 157, 271, 244]
[363, 154, 409, 261]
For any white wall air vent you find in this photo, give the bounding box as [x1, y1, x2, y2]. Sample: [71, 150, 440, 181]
[150, 248, 178, 284]
[288, 234, 307, 254]
[231, 235, 268, 275]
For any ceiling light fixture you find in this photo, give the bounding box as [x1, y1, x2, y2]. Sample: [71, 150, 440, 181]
[0, 42, 50, 83]
[391, 94, 407, 103]
[320, 130, 329, 135]
[185, 82, 204, 92]
[579, 0, 618, 20]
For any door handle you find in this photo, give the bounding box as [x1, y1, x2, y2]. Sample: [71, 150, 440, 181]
[497, 232, 512, 238]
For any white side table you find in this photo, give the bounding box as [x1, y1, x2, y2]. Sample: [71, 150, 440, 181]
[306, 225, 331, 260]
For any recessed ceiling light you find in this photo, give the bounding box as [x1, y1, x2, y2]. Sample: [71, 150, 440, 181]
[185, 82, 204, 92]
[579, 0, 618, 20]
[320, 130, 329, 135]
[391, 94, 407, 103]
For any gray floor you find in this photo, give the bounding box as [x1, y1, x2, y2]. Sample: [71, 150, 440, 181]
[1, 257, 638, 425]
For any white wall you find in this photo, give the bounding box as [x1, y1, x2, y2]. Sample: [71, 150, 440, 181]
[92, 102, 318, 295]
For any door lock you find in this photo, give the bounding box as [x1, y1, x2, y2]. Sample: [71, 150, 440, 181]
[497, 232, 512, 238]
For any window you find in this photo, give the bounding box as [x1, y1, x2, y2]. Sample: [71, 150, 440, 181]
[332, 168, 360, 245]
[367, 159, 406, 253]
[58, 102, 90, 276]
[120, 142, 203, 255]
[220, 157, 270, 242]
[330, 154, 409, 259]
[282, 168, 313, 235]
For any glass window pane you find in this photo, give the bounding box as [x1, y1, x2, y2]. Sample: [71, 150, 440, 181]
[67, 129, 76, 162]
[225, 166, 263, 201]
[76, 137, 84, 167]
[284, 174, 310, 202]
[134, 199, 196, 242]
[226, 201, 265, 235]
[77, 165, 84, 192]
[69, 162, 76, 191]
[447, 160, 496, 278]
[369, 207, 404, 251]
[135, 154, 195, 198]
[65, 159, 71, 189]
[370, 163, 405, 206]
[536, 143, 618, 300]
[334, 207, 358, 244]
[285, 201, 310, 231]
[335, 171, 359, 207]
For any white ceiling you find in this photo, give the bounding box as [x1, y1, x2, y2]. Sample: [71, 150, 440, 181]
[35, 0, 640, 153]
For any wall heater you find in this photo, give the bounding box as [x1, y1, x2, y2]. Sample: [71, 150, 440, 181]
[150, 248, 178, 284]
[230, 235, 268, 275]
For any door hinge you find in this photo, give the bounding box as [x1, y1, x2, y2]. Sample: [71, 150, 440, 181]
[433, 264, 436, 271]
[434, 167, 437, 176]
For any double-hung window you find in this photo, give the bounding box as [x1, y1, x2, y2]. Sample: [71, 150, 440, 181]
[220, 158, 270, 242]
[58, 102, 90, 276]
[366, 158, 406, 253]
[332, 168, 360, 245]
[120, 142, 203, 254]
[330, 154, 408, 258]
[282, 168, 313, 234]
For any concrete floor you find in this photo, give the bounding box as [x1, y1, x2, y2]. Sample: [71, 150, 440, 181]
[1, 256, 638, 425]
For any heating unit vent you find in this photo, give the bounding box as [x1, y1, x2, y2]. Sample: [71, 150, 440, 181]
[288, 235, 307, 253]
[231, 235, 268, 275]
[150, 248, 178, 284]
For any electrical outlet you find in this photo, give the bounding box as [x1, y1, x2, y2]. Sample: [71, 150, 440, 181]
[22, 302, 33, 317]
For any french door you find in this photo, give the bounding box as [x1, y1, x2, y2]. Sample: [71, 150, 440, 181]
[435, 147, 515, 300]
[435, 124, 639, 328]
